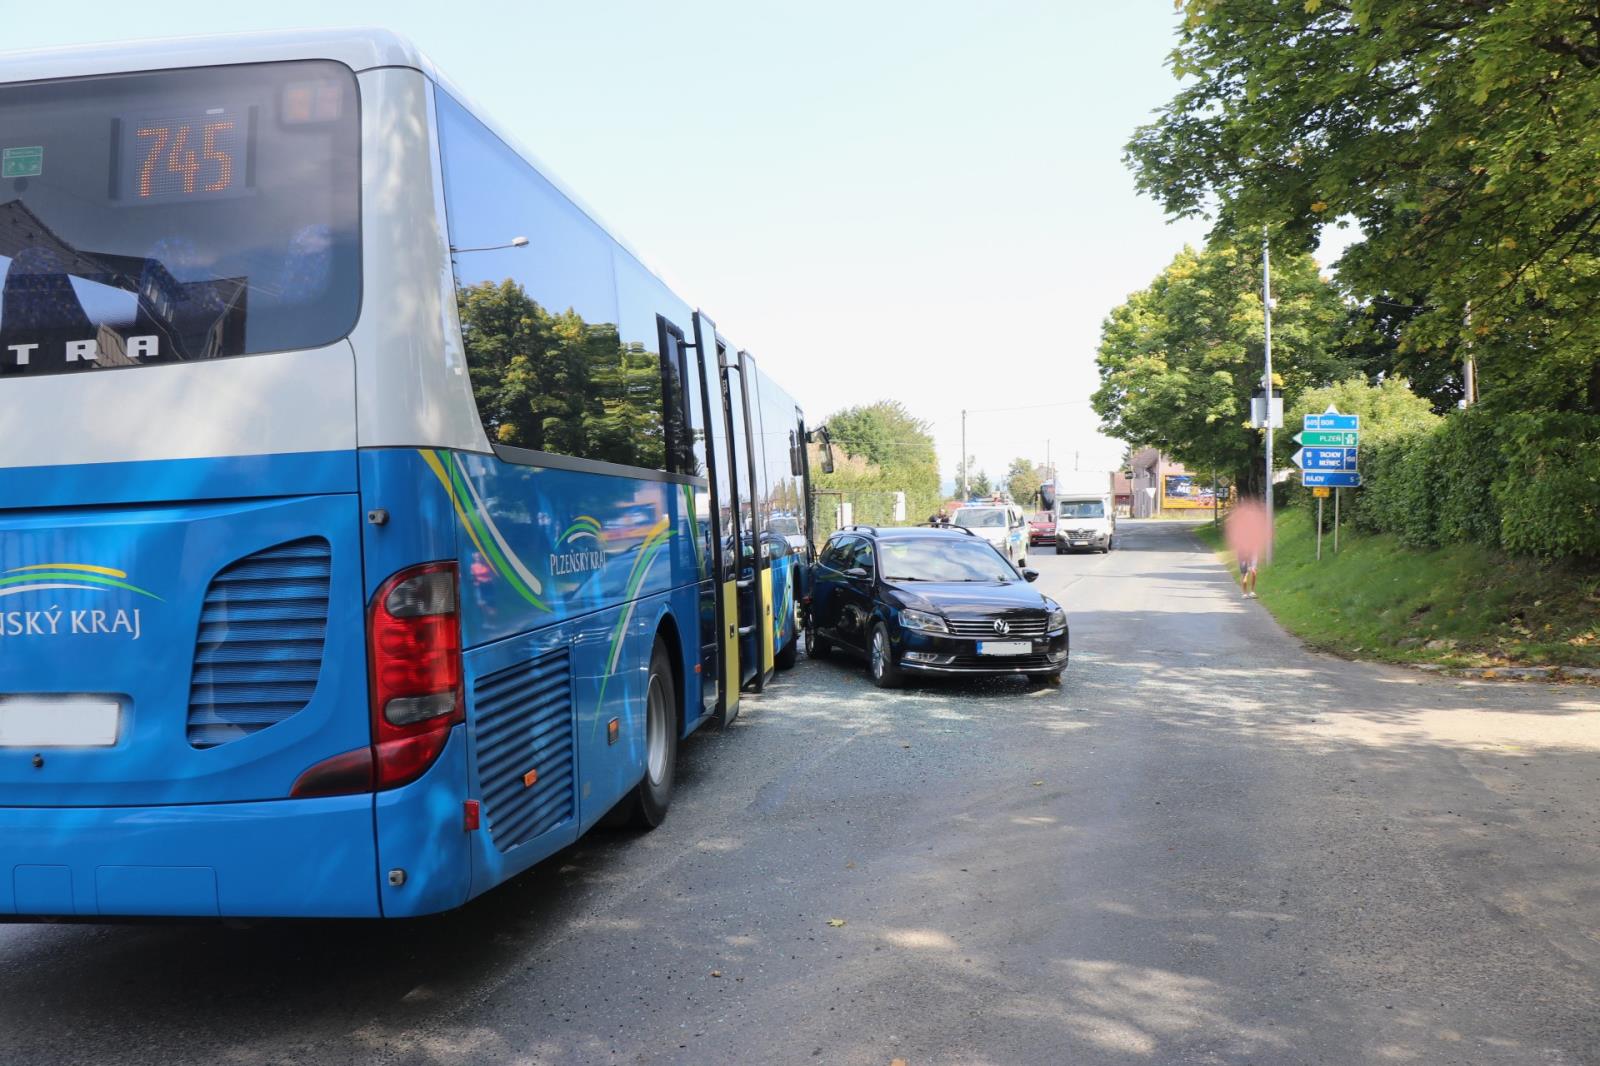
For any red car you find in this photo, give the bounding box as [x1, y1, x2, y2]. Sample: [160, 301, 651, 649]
[1027, 511, 1056, 546]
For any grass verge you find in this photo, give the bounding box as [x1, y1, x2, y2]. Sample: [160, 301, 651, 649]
[1195, 509, 1600, 670]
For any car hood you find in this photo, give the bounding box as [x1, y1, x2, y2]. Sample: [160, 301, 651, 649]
[884, 580, 1051, 614]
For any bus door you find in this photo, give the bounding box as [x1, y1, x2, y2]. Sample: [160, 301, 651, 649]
[795, 406, 816, 602]
[694, 313, 740, 723]
[721, 347, 765, 693]
[742, 353, 779, 690]
[678, 313, 718, 721]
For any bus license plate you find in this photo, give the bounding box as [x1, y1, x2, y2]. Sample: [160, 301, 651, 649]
[977, 641, 1031, 657]
[0, 696, 120, 747]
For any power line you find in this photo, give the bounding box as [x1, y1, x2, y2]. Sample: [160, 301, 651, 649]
[961, 399, 1096, 415]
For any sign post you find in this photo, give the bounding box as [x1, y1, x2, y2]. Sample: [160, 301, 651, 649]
[1293, 409, 1360, 559]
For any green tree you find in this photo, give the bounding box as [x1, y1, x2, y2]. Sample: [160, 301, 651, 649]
[1285, 376, 1441, 456]
[969, 469, 993, 498]
[1092, 239, 1355, 493]
[1005, 458, 1044, 507]
[826, 401, 938, 474]
[1127, 1, 1600, 415]
[815, 400, 942, 527]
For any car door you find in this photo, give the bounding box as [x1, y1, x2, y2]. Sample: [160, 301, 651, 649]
[1010, 506, 1028, 561]
[810, 536, 854, 643]
[833, 538, 878, 650]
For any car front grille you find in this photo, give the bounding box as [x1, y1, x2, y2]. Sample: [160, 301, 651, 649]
[1061, 528, 1099, 539]
[946, 613, 1050, 638]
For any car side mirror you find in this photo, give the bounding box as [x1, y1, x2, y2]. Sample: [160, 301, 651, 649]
[844, 566, 870, 581]
[1022, 568, 1039, 583]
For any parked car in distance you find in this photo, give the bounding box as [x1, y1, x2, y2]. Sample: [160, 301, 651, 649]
[952, 503, 1029, 566]
[805, 526, 1069, 688]
[1028, 510, 1056, 546]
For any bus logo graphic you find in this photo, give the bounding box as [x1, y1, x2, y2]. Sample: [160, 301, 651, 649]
[0, 563, 159, 641]
[552, 516, 607, 579]
[420, 449, 548, 611]
[0, 563, 161, 601]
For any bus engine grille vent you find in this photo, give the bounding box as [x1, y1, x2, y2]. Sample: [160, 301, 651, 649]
[474, 650, 576, 853]
[186, 538, 332, 749]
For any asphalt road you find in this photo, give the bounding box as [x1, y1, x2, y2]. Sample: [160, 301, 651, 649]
[5, 519, 1600, 1065]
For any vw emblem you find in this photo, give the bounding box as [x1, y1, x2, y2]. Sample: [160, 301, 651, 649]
[992, 619, 1011, 635]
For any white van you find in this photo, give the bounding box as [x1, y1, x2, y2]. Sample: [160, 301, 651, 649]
[952, 503, 1030, 567]
[1056, 492, 1116, 553]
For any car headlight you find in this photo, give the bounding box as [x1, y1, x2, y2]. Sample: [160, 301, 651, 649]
[899, 608, 948, 634]
[1047, 607, 1068, 633]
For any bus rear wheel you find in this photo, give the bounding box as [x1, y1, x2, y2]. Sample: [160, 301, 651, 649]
[627, 641, 678, 829]
[775, 633, 798, 670]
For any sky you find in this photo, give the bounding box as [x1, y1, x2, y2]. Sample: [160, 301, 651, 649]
[1, 1, 1331, 483]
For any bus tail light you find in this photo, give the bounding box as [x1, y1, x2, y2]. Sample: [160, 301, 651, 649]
[369, 562, 463, 790]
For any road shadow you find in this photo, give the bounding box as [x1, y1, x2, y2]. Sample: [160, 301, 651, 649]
[3, 520, 1599, 1065]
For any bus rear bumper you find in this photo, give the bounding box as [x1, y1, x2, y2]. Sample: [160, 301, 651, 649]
[0, 793, 380, 920]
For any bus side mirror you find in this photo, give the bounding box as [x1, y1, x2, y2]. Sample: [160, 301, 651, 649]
[809, 426, 836, 475]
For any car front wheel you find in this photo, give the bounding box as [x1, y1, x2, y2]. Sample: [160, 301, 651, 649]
[869, 622, 902, 689]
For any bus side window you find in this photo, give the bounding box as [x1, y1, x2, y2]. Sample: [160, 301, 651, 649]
[656, 316, 694, 476]
[437, 89, 672, 473]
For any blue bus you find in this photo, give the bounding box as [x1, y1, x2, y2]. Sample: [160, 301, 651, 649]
[0, 30, 813, 918]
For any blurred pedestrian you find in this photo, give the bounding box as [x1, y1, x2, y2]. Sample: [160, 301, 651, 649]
[1224, 499, 1272, 599]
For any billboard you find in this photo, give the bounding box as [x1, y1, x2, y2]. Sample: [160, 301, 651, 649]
[1162, 474, 1217, 509]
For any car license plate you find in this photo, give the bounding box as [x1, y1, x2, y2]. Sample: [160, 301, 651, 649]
[1072, 540, 1088, 547]
[0, 696, 120, 747]
[977, 641, 1031, 657]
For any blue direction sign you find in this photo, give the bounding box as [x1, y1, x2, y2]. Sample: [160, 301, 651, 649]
[1303, 411, 1360, 432]
[1294, 447, 1358, 472]
[1302, 470, 1362, 488]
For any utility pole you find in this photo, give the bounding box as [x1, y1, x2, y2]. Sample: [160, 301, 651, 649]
[960, 408, 968, 499]
[1463, 301, 1477, 407]
[1262, 225, 1275, 562]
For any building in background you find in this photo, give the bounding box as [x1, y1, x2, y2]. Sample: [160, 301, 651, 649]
[1127, 448, 1223, 517]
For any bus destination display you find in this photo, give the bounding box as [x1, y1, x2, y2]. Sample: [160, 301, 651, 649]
[118, 108, 250, 203]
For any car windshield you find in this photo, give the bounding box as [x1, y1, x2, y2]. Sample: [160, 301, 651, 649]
[953, 508, 1005, 528]
[880, 538, 1016, 582]
[1059, 500, 1105, 518]
[769, 515, 801, 536]
[1032, 512, 1052, 523]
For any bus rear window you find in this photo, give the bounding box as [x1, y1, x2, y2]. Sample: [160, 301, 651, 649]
[0, 60, 359, 377]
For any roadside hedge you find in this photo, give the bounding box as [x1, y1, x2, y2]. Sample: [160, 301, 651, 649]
[1326, 407, 1600, 558]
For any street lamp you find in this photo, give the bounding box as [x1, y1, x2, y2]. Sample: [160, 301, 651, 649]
[450, 236, 530, 254]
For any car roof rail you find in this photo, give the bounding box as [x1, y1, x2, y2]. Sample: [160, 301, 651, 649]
[845, 524, 878, 535]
